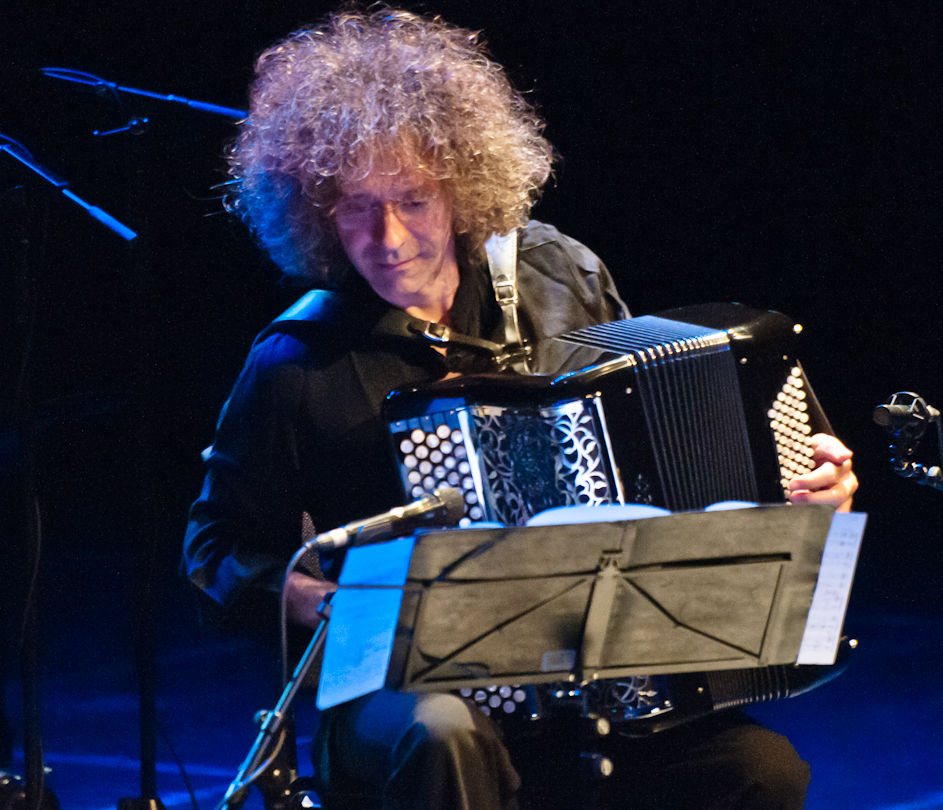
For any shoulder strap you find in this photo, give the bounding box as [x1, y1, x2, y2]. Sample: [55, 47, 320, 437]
[263, 288, 514, 362]
[485, 231, 522, 348]
[374, 309, 516, 361]
[485, 231, 531, 373]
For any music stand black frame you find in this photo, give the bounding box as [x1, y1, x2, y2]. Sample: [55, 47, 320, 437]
[383, 504, 836, 693]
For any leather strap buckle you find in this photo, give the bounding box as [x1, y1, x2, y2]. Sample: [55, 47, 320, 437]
[492, 275, 519, 305]
[420, 321, 452, 344]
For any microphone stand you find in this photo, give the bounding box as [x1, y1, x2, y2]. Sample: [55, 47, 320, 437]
[217, 489, 464, 809]
[117, 111, 164, 810]
[33, 69, 243, 809]
[0, 135, 136, 242]
[2, 127, 134, 808]
[874, 392, 943, 492]
[41, 68, 247, 120]
[217, 600, 333, 810]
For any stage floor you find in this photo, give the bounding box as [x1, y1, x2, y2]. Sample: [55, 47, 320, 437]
[4, 545, 943, 810]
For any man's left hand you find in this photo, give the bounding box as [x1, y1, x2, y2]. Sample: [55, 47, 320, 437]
[788, 433, 858, 512]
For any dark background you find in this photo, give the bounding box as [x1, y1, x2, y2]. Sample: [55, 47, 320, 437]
[2, 0, 941, 631]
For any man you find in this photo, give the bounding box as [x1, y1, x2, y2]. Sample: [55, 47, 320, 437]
[183, 8, 857, 809]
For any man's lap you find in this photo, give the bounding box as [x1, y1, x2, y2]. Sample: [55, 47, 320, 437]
[314, 690, 809, 810]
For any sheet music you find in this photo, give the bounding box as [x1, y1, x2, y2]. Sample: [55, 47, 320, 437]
[796, 511, 867, 665]
[316, 536, 415, 710]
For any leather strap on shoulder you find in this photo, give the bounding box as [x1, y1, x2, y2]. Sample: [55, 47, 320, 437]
[485, 230, 531, 372]
[263, 288, 520, 365]
[485, 231, 521, 347]
[375, 309, 514, 361]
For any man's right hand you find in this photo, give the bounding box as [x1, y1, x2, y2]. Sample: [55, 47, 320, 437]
[284, 571, 337, 628]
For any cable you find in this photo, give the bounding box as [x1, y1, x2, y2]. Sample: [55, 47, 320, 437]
[12, 182, 50, 810]
[212, 728, 286, 810]
[156, 718, 199, 810]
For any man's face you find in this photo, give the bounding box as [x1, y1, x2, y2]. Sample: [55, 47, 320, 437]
[334, 172, 457, 311]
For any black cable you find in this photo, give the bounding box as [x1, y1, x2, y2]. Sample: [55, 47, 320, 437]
[935, 415, 943, 470]
[156, 717, 199, 810]
[12, 178, 50, 810]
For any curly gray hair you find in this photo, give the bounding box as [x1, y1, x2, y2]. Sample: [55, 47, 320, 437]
[227, 7, 554, 285]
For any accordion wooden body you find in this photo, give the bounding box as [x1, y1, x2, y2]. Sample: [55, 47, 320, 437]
[386, 303, 831, 526]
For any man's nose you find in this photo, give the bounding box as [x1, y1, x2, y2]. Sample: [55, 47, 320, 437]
[376, 203, 409, 248]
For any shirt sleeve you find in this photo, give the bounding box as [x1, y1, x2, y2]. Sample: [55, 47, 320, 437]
[182, 332, 310, 628]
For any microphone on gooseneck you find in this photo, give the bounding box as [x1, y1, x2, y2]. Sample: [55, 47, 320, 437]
[873, 393, 940, 433]
[306, 487, 466, 552]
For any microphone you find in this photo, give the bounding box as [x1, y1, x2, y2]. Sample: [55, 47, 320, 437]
[306, 487, 466, 552]
[873, 392, 940, 432]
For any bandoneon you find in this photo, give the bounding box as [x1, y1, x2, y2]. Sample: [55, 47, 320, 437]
[386, 303, 831, 526]
[383, 302, 841, 733]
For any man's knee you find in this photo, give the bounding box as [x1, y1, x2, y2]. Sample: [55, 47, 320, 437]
[388, 693, 520, 809]
[630, 716, 810, 810]
[411, 693, 483, 738]
[394, 692, 501, 768]
[721, 724, 811, 808]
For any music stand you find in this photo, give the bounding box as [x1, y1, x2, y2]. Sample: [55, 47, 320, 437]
[388, 504, 836, 692]
[315, 503, 855, 711]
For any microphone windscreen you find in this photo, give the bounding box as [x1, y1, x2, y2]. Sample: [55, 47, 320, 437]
[434, 486, 466, 524]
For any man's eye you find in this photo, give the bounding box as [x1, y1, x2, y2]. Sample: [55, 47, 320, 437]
[337, 202, 371, 216]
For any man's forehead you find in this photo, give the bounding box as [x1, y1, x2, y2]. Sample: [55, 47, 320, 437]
[339, 171, 439, 199]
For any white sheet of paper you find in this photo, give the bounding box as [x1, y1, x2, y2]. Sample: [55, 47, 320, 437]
[796, 511, 867, 665]
[316, 536, 416, 710]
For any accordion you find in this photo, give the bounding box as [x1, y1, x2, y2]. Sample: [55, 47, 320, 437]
[383, 302, 842, 733]
[386, 303, 831, 525]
